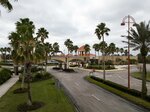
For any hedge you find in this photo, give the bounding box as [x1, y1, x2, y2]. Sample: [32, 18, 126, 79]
[90, 76, 150, 101]
[0, 68, 12, 84]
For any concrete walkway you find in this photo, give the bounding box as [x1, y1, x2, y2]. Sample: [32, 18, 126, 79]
[0, 75, 19, 98]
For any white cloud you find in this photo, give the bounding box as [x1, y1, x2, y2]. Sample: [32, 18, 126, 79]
[0, 0, 150, 55]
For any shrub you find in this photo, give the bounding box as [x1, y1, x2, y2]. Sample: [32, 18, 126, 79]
[70, 64, 79, 67]
[31, 66, 44, 73]
[0, 68, 12, 84]
[53, 67, 62, 70]
[90, 76, 150, 101]
[63, 69, 75, 72]
[33, 72, 52, 81]
[86, 65, 115, 70]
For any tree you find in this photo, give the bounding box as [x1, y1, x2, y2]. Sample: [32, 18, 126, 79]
[16, 18, 35, 105]
[44, 42, 52, 71]
[115, 47, 120, 55]
[120, 48, 124, 56]
[124, 49, 128, 56]
[99, 41, 107, 54]
[36, 27, 49, 43]
[64, 39, 73, 54]
[109, 43, 116, 56]
[125, 21, 150, 98]
[53, 42, 59, 55]
[73, 45, 79, 55]
[95, 22, 110, 80]
[8, 32, 21, 76]
[84, 44, 90, 54]
[93, 43, 100, 65]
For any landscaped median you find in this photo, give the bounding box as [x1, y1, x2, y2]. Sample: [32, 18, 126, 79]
[0, 78, 76, 112]
[131, 72, 150, 82]
[85, 76, 150, 110]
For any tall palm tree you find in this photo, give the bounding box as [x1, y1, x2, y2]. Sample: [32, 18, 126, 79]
[120, 48, 124, 56]
[95, 22, 110, 80]
[36, 28, 49, 43]
[93, 43, 100, 64]
[8, 32, 21, 76]
[44, 42, 51, 71]
[64, 39, 73, 54]
[109, 43, 116, 56]
[16, 18, 35, 106]
[115, 47, 120, 55]
[73, 45, 79, 55]
[7, 47, 11, 60]
[84, 44, 90, 54]
[124, 21, 150, 98]
[124, 49, 128, 56]
[53, 42, 59, 55]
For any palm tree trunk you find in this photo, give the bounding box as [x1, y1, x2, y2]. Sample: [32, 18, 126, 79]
[21, 64, 26, 88]
[102, 36, 106, 80]
[103, 52, 106, 80]
[45, 53, 48, 72]
[141, 56, 147, 98]
[26, 62, 32, 106]
[14, 64, 18, 75]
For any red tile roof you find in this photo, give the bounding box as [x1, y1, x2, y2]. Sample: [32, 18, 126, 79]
[77, 45, 85, 51]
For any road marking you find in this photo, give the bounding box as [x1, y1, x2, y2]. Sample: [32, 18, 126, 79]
[75, 82, 79, 86]
[91, 94, 100, 101]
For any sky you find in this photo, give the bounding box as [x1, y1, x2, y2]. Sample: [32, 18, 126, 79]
[0, 0, 150, 55]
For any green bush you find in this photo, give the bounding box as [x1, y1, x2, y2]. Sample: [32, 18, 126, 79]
[130, 59, 138, 64]
[31, 66, 44, 73]
[0, 68, 12, 84]
[63, 69, 75, 72]
[33, 72, 52, 81]
[90, 76, 150, 101]
[86, 65, 115, 70]
[69, 64, 79, 67]
[19, 72, 52, 82]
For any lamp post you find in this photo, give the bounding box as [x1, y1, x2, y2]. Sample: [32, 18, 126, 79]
[121, 15, 135, 89]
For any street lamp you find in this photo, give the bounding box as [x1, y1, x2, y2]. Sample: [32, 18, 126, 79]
[121, 15, 136, 89]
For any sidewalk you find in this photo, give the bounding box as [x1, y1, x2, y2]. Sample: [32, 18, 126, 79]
[0, 75, 19, 98]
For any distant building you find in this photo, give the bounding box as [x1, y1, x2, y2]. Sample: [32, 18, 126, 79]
[77, 45, 95, 58]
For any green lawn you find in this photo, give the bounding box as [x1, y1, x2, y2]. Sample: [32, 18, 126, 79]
[0, 79, 75, 112]
[131, 72, 150, 81]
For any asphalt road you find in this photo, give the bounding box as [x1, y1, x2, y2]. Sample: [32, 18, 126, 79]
[93, 65, 150, 95]
[48, 67, 150, 112]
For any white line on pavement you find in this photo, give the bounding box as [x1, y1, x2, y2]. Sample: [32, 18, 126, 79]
[91, 94, 100, 101]
[75, 82, 79, 86]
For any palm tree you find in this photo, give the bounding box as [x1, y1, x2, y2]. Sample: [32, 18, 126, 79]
[53, 42, 59, 55]
[124, 49, 128, 56]
[120, 48, 124, 56]
[99, 41, 107, 54]
[8, 32, 21, 76]
[0, 0, 12, 11]
[44, 42, 52, 71]
[73, 45, 79, 55]
[115, 47, 120, 55]
[36, 27, 49, 43]
[124, 21, 150, 98]
[64, 39, 73, 54]
[95, 22, 110, 80]
[93, 43, 100, 65]
[109, 43, 116, 56]
[16, 18, 35, 106]
[84, 44, 90, 54]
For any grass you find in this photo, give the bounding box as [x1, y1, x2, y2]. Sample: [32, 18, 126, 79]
[0, 79, 75, 112]
[131, 72, 150, 81]
[85, 76, 150, 110]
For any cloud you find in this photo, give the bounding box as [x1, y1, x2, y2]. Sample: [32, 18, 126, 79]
[0, 0, 150, 55]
